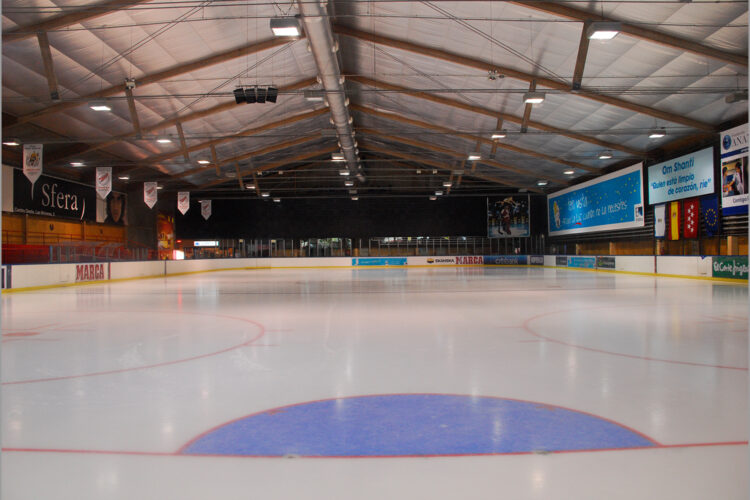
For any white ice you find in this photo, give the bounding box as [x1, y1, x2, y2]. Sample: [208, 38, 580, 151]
[2, 267, 747, 499]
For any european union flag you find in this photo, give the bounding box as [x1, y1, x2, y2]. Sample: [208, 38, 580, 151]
[701, 196, 720, 237]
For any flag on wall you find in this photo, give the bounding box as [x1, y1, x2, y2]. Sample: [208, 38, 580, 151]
[144, 182, 157, 209]
[654, 204, 666, 238]
[683, 198, 699, 239]
[701, 196, 720, 237]
[669, 201, 680, 240]
[177, 191, 190, 215]
[200, 199, 211, 220]
[96, 167, 112, 199]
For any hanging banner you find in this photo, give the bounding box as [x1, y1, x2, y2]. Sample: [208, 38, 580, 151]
[487, 195, 530, 237]
[177, 191, 190, 215]
[669, 201, 680, 240]
[719, 123, 748, 215]
[200, 199, 211, 220]
[144, 182, 157, 209]
[22, 144, 43, 196]
[683, 198, 699, 239]
[654, 204, 666, 238]
[95, 167, 112, 199]
[701, 196, 720, 237]
[548, 163, 644, 236]
[647, 147, 714, 204]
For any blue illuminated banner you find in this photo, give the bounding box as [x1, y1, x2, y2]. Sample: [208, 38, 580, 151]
[548, 163, 645, 237]
[647, 147, 714, 204]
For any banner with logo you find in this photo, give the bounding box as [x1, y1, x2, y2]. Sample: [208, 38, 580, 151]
[22, 144, 43, 195]
[144, 182, 157, 209]
[12, 169, 96, 221]
[654, 204, 666, 238]
[647, 147, 714, 204]
[548, 163, 644, 236]
[483, 255, 528, 265]
[719, 124, 748, 215]
[487, 195, 530, 237]
[95, 167, 112, 199]
[683, 198, 699, 238]
[177, 191, 190, 215]
[200, 199, 212, 220]
[712, 256, 748, 280]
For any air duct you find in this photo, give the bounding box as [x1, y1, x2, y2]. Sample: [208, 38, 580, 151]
[297, 1, 363, 179]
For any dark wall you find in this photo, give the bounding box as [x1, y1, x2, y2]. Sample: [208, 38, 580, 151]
[175, 195, 549, 239]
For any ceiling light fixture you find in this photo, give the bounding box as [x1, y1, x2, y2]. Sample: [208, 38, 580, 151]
[345, 180, 354, 187]
[332, 153, 345, 162]
[2, 139, 20, 146]
[598, 151, 613, 159]
[261, 192, 270, 198]
[587, 21, 622, 40]
[304, 90, 325, 102]
[563, 169, 575, 175]
[156, 185, 163, 190]
[273, 197, 281, 202]
[157, 138, 172, 144]
[339, 169, 351, 176]
[443, 181, 452, 187]
[88, 100, 111, 112]
[351, 196, 359, 201]
[270, 17, 301, 37]
[467, 153, 481, 161]
[523, 92, 546, 104]
[197, 160, 210, 165]
[537, 180, 548, 186]
[70, 161, 84, 167]
[246, 185, 255, 190]
[435, 190, 444, 196]
[118, 175, 130, 180]
[429, 195, 437, 201]
[648, 128, 666, 139]
[491, 130, 507, 139]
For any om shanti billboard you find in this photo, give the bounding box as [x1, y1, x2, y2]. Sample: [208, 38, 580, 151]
[548, 163, 644, 236]
[647, 147, 714, 204]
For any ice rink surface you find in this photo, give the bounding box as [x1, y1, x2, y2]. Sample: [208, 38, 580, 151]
[2, 266, 748, 499]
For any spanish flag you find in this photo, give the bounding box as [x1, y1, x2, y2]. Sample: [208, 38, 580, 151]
[669, 201, 680, 240]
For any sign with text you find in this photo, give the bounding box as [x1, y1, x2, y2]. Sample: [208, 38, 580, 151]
[720, 124, 748, 215]
[712, 256, 748, 280]
[13, 169, 96, 221]
[647, 147, 714, 204]
[548, 163, 644, 236]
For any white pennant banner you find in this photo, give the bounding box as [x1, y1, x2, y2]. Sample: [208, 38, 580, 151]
[23, 144, 43, 197]
[200, 199, 212, 220]
[144, 182, 158, 209]
[96, 167, 112, 199]
[654, 204, 666, 238]
[177, 191, 190, 215]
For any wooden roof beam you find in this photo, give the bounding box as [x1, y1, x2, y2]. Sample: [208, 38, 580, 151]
[36, 32, 60, 101]
[349, 76, 643, 156]
[334, 25, 714, 131]
[359, 128, 569, 186]
[3, 0, 153, 43]
[572, 22, 591, 91]
[351, 104, 599, 173]
[508, 1, 747, 68]
[8, 36, 299, 127]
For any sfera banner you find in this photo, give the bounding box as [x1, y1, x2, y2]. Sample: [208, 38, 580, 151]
[647, 147, 714, 204]
[13, 168, 96, 221]
[719, 123, 748, 215]
[487, 195, 530, 238]
[548, 163, 644, 236]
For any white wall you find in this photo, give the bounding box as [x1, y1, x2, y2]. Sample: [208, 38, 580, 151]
[110, 260, 165, 280]
[260, 257, 351, 268]
[12, 262, 86, 288]
[616, 256, 655, 274]
[657, 256, 711, 277]
[166, 258, 257, 274]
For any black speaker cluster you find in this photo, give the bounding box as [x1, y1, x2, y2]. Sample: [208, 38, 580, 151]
[234, 86, 278, 104]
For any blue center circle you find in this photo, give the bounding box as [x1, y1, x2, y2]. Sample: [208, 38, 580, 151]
[180, 394, 656, 457]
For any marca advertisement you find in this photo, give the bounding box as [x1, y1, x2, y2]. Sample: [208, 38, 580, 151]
[548, 163, 644, 236]
[712, 256, 748, 280]
[720, 124, 748, 215]
[487, 195, 530, 238]
[647, 147, 715, 204]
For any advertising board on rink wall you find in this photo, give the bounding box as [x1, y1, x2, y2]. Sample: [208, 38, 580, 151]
[647, 147, 714, 204]
[712, 256, 748, 280]
[548, 163, 645, 236]
[719, 124, 748, 215]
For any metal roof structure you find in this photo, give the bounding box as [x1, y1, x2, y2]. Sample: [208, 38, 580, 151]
[2, 0, 747, 200]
